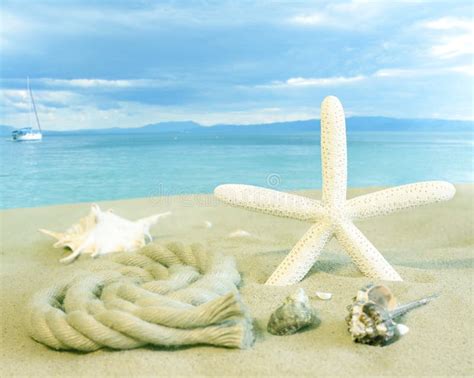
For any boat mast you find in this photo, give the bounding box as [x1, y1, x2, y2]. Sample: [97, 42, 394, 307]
[28, 76, 42, 132]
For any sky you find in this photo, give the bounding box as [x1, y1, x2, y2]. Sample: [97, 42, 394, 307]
[0, 0, 473, 130]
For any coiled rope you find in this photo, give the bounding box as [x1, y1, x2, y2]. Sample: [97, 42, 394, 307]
[27, 242, 254, 351]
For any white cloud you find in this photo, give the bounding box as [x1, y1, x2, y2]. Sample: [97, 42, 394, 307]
[374, 65, 474, 78]
[0, 88, 86, 117]
[287, 1, 394, 29]
[289, 13, 328, 26]
[448, 65, 474, 76]
[430, 34, 473, 59]
[423, 17, 473, 31]
[261, 75, 366, 88]
[422, 17, 474, 59]
[255, 64, 473, 91]
[374, 68, 422, 78]
[1, 77, 175, 93]
[287, 76, 365, 86]
[0, 97, 320, 130]
[42, 79, 135, 88]
[37, 78, 165, 89]
[2, 88, 81, 103]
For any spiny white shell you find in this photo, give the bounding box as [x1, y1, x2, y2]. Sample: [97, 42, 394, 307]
[39, 204, 171, 264]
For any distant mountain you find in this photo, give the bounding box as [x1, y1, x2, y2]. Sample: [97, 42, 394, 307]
[2, 117, 473, 136]
[195, 117, 474, 134]
[139, 121, 200, 133]
[346, 117, 474, 132]
[199, 119, 317, 134]
[43, 121, 200, 135]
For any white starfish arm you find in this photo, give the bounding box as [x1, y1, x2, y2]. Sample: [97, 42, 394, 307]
[265, 222, 334, 286]
[214, 184, 326, 221]
[346, 181, 456, 220]
[335, 221, 402, 281]
[320, 96, 347, 208]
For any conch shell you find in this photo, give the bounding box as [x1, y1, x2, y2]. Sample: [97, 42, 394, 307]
[267, 288, 319, 335]
[40, 204, 171, 264]
[346, 284, 437, 346]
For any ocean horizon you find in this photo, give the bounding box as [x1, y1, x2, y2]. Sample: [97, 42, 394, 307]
[1, 129, 472, 209]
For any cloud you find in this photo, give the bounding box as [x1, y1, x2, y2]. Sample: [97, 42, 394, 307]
[374, 65, 474, 78]
[423, 17, 473, 31]
[289, 13, 328, 26]
[42, 79, 136, 88]
[256, 65, 473, 90]
[430, 35, 473, 59]
[286, 76, 366, 86]
[0, 96, 320, 130]
[1, 1, 473, 125]
[0, 88, 86, 115]
[38, 78, 162, 89]
[259, 75, 366, 88]
[448, 65, 474, 76]
[287, 1, 396, 29]
[373, 68, 416, 78]
[422, 17, 474, 59]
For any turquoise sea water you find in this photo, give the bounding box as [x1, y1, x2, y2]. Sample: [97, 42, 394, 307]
[0, 131, 472, 209]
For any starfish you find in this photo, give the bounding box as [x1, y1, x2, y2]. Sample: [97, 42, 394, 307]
[214, 96, 456, 286]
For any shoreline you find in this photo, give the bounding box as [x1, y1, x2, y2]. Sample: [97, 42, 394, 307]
[2, 182, 473, 212]
[1, 184, 473, 376]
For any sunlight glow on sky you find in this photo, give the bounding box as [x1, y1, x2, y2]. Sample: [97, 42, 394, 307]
[0, 0, 473, 130]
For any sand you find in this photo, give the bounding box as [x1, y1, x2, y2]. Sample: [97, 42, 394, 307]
[1, 185, 473, 377]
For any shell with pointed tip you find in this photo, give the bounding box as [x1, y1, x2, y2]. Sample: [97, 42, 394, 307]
[267, 288, 319, 335]
[39, 204, 171, 264]
[346, 284, 399, 346]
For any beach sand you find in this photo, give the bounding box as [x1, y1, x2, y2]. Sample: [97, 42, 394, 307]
[1, 185, 473, 376]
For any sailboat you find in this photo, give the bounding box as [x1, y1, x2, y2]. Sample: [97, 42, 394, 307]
[12, 77, 43, 141]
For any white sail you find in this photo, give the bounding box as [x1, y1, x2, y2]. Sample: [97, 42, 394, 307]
[11, 77, 43, 141]
[28, 76, 42, 133]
